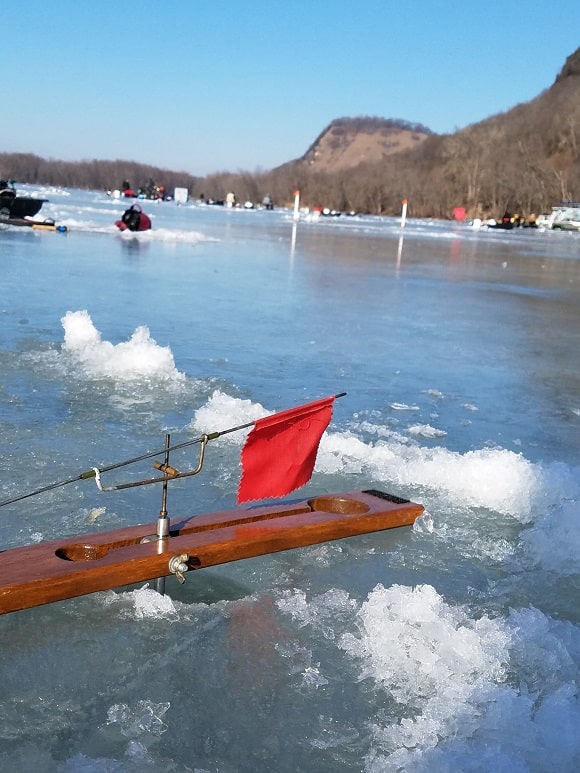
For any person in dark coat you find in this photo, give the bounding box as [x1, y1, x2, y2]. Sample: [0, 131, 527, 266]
[115, 203, 152, 232]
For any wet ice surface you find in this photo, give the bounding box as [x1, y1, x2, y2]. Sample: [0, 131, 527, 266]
[1, 187, 580, 770]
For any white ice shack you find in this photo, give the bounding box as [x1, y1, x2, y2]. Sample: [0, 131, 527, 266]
[174, 187, 189, 204]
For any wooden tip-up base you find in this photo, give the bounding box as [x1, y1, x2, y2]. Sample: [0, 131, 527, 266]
[0, 489, 423, 615]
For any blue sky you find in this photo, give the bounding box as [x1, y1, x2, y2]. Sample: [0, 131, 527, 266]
[4, 2, 578, 176]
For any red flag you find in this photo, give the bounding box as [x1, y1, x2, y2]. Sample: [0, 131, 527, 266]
[237, 396, 335, 504]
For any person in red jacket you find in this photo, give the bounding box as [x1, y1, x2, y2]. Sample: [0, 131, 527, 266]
[115, 203, 152, 232]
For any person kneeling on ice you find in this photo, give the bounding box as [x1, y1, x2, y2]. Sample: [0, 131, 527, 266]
[115, 203, 152, 232]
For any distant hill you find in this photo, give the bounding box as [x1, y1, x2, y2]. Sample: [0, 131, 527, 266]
[295, 116, 433, 174]
[396, 46, 580, 217]
[255, 47, 580, 216]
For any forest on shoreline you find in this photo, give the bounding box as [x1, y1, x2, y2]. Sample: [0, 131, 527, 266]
[2, 49, 580, 220]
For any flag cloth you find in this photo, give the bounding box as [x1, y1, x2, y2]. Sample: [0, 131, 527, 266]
[237, 396, 335, 504]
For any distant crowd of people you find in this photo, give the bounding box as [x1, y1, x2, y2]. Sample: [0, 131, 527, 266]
[198, 192, 275, 210]
[122, 179, 166, 201]
[113, 182, 277, 231]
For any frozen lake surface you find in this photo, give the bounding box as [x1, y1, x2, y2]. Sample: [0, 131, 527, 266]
[1, 187, 580, 771]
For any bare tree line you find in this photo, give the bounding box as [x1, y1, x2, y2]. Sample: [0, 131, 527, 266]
[0, 154, 201, 199]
